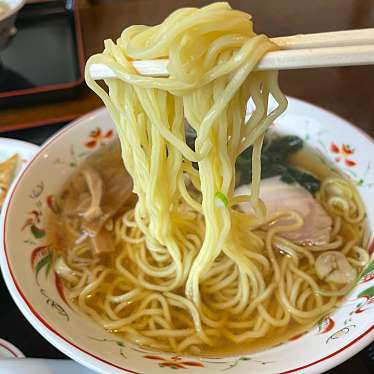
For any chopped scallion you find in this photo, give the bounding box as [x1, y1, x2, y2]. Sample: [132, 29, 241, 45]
[214, 192, 228, 208]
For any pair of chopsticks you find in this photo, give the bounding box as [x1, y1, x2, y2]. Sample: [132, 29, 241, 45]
[89, 28, 374, 80]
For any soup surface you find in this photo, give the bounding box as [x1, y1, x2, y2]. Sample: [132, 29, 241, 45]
[49, 135, 369, 355]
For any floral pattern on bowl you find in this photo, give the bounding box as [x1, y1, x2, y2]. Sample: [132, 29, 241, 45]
[0, 97, 373, 374]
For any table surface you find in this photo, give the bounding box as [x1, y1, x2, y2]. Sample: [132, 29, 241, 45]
[0, 0, 373, 372]
[1, 0, 374, 137]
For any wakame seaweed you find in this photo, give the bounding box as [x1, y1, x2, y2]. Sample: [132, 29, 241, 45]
[185, 130, 320, 193]
[236, 135, 321, 193]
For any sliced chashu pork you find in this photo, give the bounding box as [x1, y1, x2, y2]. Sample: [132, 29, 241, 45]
[236, 177, 332, 246]
[80, 167, 134, 253]
[61, 151, 134, 253]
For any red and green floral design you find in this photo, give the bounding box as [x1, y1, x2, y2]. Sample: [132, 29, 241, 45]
[85, 128, 113, 149]
[288, 331, 307, 341]
[144, 355, 204, 369]
[330, 143, 357, 167]
[55, 128, 114, 168]
[31, 245, 53, 284]
[22, 210, 45, 239]
[360, 260, 374, 283]
[369, 240, 374, 256]
[24, 179, 69, 320]
[351, 286, 374, 315]
[29, 243, 69, 318]
[88, 337, 128, 359]
[47, 195, 61, 215]
[317, 317, 335, 334]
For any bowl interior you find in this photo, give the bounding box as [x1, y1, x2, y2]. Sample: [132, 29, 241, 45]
[1, 98, 374, 374]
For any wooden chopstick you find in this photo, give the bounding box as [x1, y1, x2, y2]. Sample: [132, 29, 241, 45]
[272, 28, 374, 49]
[257, 44, 374, 70]
[88, 29, 374, 79]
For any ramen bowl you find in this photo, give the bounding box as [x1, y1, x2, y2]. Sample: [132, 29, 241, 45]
[1, 97, 373, 374]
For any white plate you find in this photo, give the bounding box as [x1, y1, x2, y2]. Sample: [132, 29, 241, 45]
[0, 138, 39, 176]
[0, 338, 24, 358]
[0, 137, 39, 213]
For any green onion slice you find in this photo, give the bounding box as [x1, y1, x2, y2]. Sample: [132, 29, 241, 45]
[214, 191, 228, 208]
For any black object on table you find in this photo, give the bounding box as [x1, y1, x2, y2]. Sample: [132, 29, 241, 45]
[0, 0, 84, 108]
[0, 123, 373, 372]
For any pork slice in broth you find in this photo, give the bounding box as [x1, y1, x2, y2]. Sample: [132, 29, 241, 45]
[80, 167, 104, 221]
[236, 177, 332, 246]
[82, 169, 134, 236]
[60, 142, 134, 253]
[90, 228, 115, 254]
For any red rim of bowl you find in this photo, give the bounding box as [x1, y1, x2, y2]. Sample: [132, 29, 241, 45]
[1, 99, 374, 374]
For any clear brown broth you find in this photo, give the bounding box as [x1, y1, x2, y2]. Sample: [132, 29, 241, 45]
[48, 139, 368, 356]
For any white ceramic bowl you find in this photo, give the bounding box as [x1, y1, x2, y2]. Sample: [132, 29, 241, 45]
[0, 0, 24, 49]
[1, 97, 373, 374]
